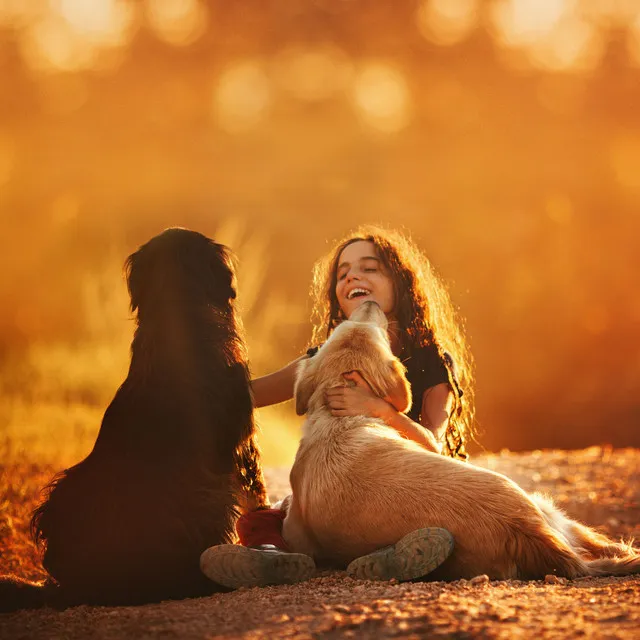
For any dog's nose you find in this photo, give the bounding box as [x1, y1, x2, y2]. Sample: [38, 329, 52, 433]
[352, 300, 383, 323]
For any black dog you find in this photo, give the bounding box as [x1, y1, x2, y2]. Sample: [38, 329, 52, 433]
[1, 228, 268, 610]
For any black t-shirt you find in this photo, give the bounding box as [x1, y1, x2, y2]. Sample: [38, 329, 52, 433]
[305, 342, 461, 422]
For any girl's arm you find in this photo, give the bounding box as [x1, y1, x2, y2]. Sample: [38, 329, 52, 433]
[373, 384, 453, 454]
[374, 406, 442, 453]
[250, 356, 307, 408]
[419, 382, 455, 442]
[326, 375, 454, 454]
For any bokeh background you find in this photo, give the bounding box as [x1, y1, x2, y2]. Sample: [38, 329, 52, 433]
[1, 0, 639, 466]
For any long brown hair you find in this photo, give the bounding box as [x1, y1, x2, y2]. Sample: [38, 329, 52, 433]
[310, 226, 475, 459]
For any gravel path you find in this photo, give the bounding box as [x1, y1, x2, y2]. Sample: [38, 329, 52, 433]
[1, 447, 639, 639]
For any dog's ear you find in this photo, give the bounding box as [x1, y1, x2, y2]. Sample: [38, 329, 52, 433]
[199, 241, 237, 306]
[124, 248, 145, 314]
[294, 358, 316, 416]
[123, 237, 172, 316]
[384, 359, 412, 414]
[362, 358, 412, 414]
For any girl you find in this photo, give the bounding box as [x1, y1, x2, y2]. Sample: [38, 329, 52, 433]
[201, 226, 475, 587]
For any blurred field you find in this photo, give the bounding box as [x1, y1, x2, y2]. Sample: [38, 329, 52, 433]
[1, 1, 640, 460]
[0, 219, 305, 469]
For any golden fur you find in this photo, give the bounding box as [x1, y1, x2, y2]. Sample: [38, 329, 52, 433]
[282, 301, 640, 580]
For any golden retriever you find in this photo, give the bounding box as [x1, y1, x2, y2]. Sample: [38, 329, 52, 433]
[282, 301, 640, 580]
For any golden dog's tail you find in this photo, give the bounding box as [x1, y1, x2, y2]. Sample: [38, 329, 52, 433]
[509, 525, 592, 579]
[569, 520, 640, 575]
[527, 492, 640, 577]
[509, 513, 639, 579]
[585, 553, 640, 576]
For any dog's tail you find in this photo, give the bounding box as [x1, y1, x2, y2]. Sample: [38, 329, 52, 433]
[509, 525, 592, 579]
[528, 492, 640, 577]
[568, 520, 640, 575]
[0, 575, 60, 612]
[585, 553, 640, 577]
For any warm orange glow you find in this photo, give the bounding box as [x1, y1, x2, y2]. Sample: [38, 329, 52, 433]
[58, 0, 135, 45]
[535, 75, 586, 115]
[490, 0, 605, 72]
[582, 304, 609, 335]
[629, 13, 640, 67]
[17, 0, 135, 73]
[273, 44, 352, 102]
[416, 0, 478, 46]
[491, 0, 569, 46]
[50, 193, 81, 226]
[20, 15, 93, 73]
[529, 16, 602, 72]
[36, 74, 89, 115]
[0, 132, 15, 188]
[145, 0, 207, 47]
[350, 62, 412, 133]
[610, 133, 640, 194]
[213, 62, 272, 132]
[544, 193, 573, 226]
[0, 1, 638, 463]
[0, 3, 40, 29]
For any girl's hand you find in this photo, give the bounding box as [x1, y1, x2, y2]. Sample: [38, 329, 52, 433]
[325, 371, 394, 420]
[326, 371, 443, 454]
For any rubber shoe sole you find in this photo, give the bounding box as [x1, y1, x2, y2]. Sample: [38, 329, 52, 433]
[200, 545, 316, 589]
[346, 527, 454, 582]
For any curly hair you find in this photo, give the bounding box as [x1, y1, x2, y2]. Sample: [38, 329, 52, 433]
[309, 226, 475, 459]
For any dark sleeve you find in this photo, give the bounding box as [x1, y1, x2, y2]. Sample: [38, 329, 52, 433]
[418, 348, 450, 391]
[405, 345, 463, 423]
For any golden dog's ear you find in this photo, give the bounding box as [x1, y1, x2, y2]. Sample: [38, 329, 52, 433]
[384, 359, 412, 414]
[294, 358, 316, 416]
[363, 359, 412, 414]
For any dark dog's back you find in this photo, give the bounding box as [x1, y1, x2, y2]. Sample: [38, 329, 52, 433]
[3, 229, 267, 610]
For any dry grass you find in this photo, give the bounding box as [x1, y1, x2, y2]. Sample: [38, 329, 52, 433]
[0, 450, 53, 582]
[0, 220, 305, 471]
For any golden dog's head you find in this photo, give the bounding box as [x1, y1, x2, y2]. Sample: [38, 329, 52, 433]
[294, 301, 411, 415]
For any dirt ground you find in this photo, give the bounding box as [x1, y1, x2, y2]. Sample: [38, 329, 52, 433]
[1, 447, 639, 639]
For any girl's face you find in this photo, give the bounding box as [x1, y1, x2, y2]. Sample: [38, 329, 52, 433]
[335, 240, 396, 318]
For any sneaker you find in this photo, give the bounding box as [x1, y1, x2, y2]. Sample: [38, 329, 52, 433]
[200, 544, 316, 589]
[346, 527, 454, 582]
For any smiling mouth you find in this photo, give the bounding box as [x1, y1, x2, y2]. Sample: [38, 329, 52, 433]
[347, 288, 371, 300]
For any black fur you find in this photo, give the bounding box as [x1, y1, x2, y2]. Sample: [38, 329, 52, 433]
[1, 228, 268, 611]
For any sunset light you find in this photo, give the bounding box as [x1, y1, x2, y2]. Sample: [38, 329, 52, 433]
[350, 63, 412, 133]
[629, 13, 640, 66]
[145, 0, 207, 47]
[610, 133, 640, 194]
[272, 44, 353, 102]
[57, 0, 135, 45]
[213, 62, 272, 132]
[0, 133, 15, 188]
[0, 0, 638, 460]
[0, 2, 639, 635]
[17, 0, 135, 73]
[416, 0, 479, 46]
[492, 0, 603, 72]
